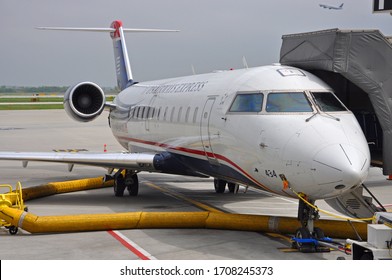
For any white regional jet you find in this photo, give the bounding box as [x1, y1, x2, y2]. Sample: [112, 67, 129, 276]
[0, 20, 370, 242]
[319, 3, 344, 10]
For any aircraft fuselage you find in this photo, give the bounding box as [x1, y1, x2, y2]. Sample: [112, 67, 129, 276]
[109, 65, 370, 200]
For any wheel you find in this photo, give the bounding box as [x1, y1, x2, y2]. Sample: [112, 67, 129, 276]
[294, 227, 315, 252]
[114, 174, 126, 197]
[313, 227, 325, 239]
[295, 227, 311, 241]
[227, 182, 238, 193]
[360, 251, 373, 260]
[214, 179, 226, 193]
[9, 226, 18, 235]
[126, 173, 139, 196]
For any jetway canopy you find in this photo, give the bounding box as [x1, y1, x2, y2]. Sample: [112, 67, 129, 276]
[280, 28, 392, 175]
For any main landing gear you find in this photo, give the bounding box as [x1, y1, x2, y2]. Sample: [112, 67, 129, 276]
[111, 169, 139, 197]
[214, 178, 240, 193]
[293, 195, 329, 253]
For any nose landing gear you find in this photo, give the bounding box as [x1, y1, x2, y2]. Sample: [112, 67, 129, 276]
[292, 194, 330, 253]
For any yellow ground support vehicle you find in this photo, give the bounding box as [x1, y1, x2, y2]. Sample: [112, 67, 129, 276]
[0, 182, 26, 235]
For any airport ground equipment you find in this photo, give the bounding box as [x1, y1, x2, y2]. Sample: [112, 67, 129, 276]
[347, 212, 392, 259]
[0, 176, 367, 240]
[0, 205, 368, 238]
[0, 182, 26, 235]
[281, 29, 392, 176]
[281, 28, 392, 220]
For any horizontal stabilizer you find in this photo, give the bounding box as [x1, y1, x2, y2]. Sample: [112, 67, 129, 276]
[37, 20, 179, 90]
[36, 27, 180, 33]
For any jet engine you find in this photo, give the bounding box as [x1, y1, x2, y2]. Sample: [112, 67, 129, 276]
[64, 82, 106, 122]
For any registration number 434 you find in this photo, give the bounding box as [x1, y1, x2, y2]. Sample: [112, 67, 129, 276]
[265, 169, 277, 178]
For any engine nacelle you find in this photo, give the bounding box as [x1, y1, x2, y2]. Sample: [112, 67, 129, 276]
[64, 82, 106, 122]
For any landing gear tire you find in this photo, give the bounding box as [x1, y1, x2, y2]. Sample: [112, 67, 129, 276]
[9, 226, 18, 235]
[114, 173, 126, 197]
[294, 227, 315, 253]
[227, 182, 239, 193]
[214, 179, 226, 193]
[313, 227, 325, 239]
[126, 173, 139, 196]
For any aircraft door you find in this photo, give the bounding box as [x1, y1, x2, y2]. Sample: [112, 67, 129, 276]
[200, 97, 219, 165]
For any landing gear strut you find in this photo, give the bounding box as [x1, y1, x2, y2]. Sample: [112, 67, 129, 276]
[113, 170, 139, 197]
[293, 195, 329, 253]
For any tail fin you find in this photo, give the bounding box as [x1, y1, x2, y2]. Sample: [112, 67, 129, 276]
[37, 21, 179, 91]
[110, 20, 133, 90]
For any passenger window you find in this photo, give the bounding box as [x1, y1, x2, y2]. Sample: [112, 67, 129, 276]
[266, 92, 312, 112]
[178, 107, 183, 122]
[163, 107, 168, 121]
[139, 107, 144, 119]
[143, 107, 149, 119]
[129, 107, 135, 119]
[170, 107, 175, 122]
[311, 92, 347, 112]
[185, 107, 190, 123]
[157, 107, 162, 120]
[229, 93, 263, 112]
[148, 107, 155, 119]
[193, 107, 199, 123]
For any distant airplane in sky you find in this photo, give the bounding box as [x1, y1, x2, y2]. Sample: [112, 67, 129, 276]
[319, 3, 344, 10]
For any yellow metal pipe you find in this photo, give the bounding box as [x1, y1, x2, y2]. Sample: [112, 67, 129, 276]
[3, 177, 111, 205]
[0, 206, 367, 239]
[21, 176, 112, 201]
[206, 212, 367, 239]
[0, 177, 368, 239]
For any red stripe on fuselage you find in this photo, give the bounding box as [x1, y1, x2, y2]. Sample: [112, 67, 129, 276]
[117, 135, 278, 194]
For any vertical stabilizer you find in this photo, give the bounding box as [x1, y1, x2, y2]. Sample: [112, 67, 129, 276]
[37, 21, 179, 91]
[110, 20, 133, 90]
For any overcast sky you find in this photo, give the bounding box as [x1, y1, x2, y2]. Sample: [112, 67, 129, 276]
[1, 0, 392, 87]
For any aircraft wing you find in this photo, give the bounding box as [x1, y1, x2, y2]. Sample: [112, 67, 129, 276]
[0, 151, 157, 172]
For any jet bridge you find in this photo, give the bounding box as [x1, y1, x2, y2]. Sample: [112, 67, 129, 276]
[280, 28, 392, 175]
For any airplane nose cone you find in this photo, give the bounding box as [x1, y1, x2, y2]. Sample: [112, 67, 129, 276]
[312, 144, 369, 197]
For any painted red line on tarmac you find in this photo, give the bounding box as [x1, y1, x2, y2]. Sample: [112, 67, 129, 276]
[107, 230, 152, 260]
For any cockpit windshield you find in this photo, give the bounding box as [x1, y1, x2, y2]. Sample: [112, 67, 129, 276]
[266, 92, 313, 112]
[229, 93, 263, 112]
[311, 92, 347, 112]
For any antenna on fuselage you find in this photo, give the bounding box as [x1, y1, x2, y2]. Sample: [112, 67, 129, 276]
[242, 56, 249, 69]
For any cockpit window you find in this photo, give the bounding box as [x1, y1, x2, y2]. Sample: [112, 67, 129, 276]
[229, 93, 263, 112]
[311, 92, 347, 112]
[266, 92, 313, 112]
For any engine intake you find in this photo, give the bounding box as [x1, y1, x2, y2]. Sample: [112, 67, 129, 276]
[64, 82, 106, 122]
